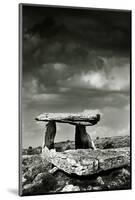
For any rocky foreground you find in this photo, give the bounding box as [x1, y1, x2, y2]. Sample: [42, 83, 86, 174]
[21, 136, 131, 195]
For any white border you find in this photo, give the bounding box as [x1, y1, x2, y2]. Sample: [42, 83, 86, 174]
[0, 0, 134, 199]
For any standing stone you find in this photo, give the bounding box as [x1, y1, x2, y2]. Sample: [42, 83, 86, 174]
[75, 125, 95, 149]
[43, 121, 56, 149]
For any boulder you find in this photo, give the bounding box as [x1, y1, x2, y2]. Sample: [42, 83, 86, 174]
[87, 185, 93, 190]
[96, 176, 105, 186]
[106, 167, 131, 190]
[92, 186, 102, 190]
[22, 154, 52, 184]
[53, 170, 71, 190]
[23, 163, 48, 182]
[42, 147, 130, 176]
[22, 172, 57, 195]
[62, 184, 80, 192]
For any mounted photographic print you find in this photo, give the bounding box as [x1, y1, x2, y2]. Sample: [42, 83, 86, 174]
[19, 4, 131, 196]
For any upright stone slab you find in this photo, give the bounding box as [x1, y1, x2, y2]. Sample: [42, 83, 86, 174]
[75, 125, 96, 149]
[43, 121, 56, 149]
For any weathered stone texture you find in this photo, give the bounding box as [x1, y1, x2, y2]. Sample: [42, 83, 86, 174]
[42, 147, 130, 176]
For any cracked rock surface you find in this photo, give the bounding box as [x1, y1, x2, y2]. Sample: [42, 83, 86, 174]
[42, 147, 130, 176]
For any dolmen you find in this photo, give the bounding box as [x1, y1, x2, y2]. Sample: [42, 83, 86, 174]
[35, 110, 130, 176]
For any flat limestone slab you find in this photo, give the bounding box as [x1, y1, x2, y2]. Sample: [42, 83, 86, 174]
[35, 110, 101, 126]
[42, 147, 130, 176]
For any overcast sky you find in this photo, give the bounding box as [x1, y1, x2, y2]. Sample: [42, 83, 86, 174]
[21, 5, 131, 148]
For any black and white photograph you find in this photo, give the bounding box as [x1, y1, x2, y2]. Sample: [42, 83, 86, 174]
[19, 4, 131, 196]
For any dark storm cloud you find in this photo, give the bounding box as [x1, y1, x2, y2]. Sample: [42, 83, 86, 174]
[23, 6, 130, 51]
[22, 5, 131, 76]
[22, 5, 131, 100]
